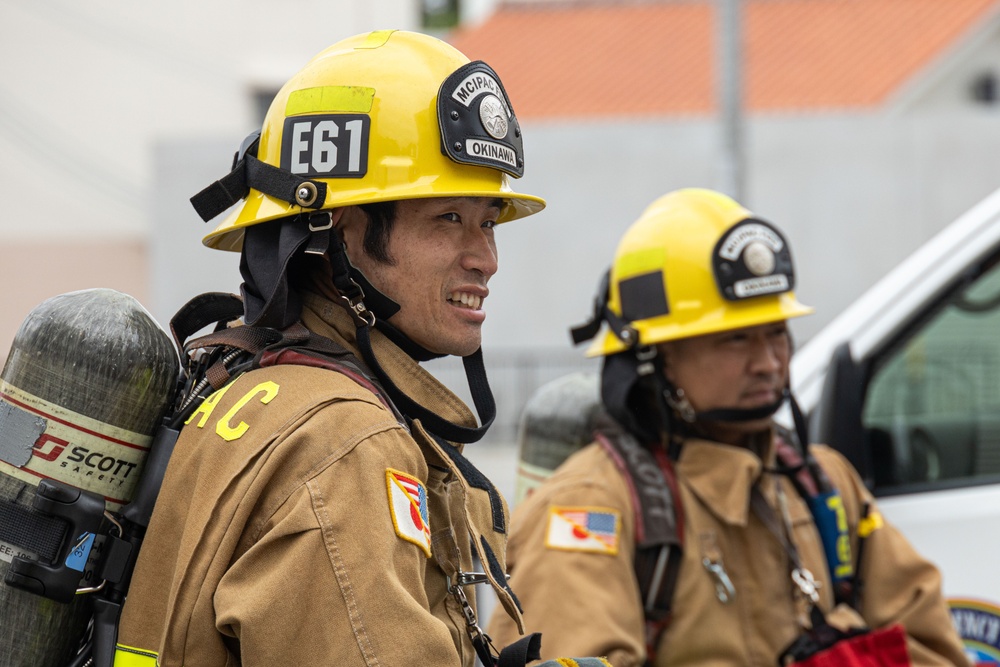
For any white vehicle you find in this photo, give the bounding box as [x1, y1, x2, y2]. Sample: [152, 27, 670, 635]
[789, 186, 1000, 664]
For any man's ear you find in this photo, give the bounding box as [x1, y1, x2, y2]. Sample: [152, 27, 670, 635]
[658, 344, 676, 383]
[331, 206, 363, 254]
[328, 207, 348, 230]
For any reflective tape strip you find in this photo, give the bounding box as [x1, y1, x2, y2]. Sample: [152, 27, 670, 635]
[114, 644, 158, 667]
[286, 86, 375, 115]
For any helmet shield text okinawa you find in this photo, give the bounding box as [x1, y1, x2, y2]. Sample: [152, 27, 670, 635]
[711, 219, 796, 302]
[438, 61, 525, 178]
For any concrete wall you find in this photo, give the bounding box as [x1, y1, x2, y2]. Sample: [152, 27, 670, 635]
[147, 111, 1000, 348]
[485, 110, 1000, 350]
[139, 110, 1000, 443]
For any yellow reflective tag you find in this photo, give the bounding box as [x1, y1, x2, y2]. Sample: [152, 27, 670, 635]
[617, 247, 666, 280]
[858, 510, 884, 538]
[114, 644, 158, 667]
[286, 86, 376, 115]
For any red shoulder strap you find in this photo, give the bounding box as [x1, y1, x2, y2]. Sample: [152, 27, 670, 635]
[595, 428, 684, 665]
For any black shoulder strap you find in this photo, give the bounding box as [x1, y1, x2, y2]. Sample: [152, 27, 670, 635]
[594, 426, 683, 665]
[773, 431, 858, 608]
[72, 293, 400, 667]
[167, 293, 397, 428]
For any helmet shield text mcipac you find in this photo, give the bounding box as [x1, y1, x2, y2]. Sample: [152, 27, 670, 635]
[711, 219, 796, 302]
[438, 61, 524, 178]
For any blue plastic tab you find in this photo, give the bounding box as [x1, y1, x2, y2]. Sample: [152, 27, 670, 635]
[65, 532, 95, 572]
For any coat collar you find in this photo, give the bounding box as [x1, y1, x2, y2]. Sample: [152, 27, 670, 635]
[676, 430, 775, 527]
[297, 291, 479, 444]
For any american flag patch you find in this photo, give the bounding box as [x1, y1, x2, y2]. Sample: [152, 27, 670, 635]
[386, 468, 431, 557]
[545, 506, 620, 555]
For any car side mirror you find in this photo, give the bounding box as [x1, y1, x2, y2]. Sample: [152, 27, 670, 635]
[811, 342, 873, 488]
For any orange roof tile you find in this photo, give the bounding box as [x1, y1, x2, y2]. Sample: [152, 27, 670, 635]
[448, 0, 1000, 118]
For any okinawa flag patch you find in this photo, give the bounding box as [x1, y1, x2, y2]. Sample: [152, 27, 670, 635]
[386, 468, 432, 557]
[545, 506, 620, 555]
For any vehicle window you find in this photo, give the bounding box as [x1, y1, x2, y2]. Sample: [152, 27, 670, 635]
[863, 257, 1000, 490]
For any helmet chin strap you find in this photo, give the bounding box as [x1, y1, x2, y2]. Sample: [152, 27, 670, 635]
[689, 388, 790, 424]
[327, 226, 496, 444]
[656, 385, 789, 459]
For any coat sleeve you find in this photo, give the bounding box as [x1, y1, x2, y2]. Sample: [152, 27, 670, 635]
[214, 410, 466, 667]
[811, 446, 970, 667]
[486, 451, 647, 667]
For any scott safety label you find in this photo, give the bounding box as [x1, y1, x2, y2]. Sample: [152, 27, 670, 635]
[0, 383, 153, 510]
[280, 114, 370, 178]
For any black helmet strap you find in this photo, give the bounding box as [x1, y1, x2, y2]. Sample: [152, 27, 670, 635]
[324, 232, 497, 444]
[190, 131, 328, 224]
[570, 269, 641, 349]
[686, 387, 789, 425]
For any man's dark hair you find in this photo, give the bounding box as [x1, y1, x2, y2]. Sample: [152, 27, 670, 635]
[358, 201, 397, 265]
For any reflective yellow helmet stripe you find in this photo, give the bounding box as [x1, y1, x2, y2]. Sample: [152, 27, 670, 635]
[114, 644, 159, 667]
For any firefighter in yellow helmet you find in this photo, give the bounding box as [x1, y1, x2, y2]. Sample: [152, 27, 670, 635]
[487, 189, 968, 666]
[113, 30, 608, 667]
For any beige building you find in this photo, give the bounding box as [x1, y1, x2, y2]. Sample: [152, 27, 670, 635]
[0, 0, 419, 351]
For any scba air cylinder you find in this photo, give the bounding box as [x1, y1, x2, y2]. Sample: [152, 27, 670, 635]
[0, 289, 178, 667]
[514, 371, 604, 505]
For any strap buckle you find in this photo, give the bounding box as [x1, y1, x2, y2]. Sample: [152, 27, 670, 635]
[448, 575, 500, 665]
[5, 479, 110, 603]
[702, 557, 736, 604]
[450, 570, 491, 587]
[791, 567, 821, 604]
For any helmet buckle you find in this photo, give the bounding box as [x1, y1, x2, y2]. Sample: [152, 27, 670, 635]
[305, 212, 334, 257]
[665, 388, 697, 423]
[307, 211, 333, 232]
[635, 345, 657, 377]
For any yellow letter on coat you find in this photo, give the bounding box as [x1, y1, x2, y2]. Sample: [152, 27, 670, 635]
[216, 381, 280, 442]
[185, 382, 236, 429]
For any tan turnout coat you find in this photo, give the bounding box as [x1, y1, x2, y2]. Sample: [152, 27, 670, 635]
[115, 292, 522, 666]
[487, 432, 968, 667]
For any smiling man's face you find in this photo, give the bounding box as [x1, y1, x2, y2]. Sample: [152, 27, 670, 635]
[338, 196, 503, 357]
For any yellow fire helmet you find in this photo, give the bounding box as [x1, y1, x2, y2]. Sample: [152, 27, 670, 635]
[578, 188, 813, 357]
[193, 30, 546, 251]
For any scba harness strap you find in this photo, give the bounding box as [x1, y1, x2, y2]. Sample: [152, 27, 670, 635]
[594, 425, 683, 667]
[2, 292, 537, 667]
[594, 423, 863, 666]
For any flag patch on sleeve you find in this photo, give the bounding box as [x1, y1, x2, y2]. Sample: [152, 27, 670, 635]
[545, 506, 620, 555]
[386, 468, 432, 557]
